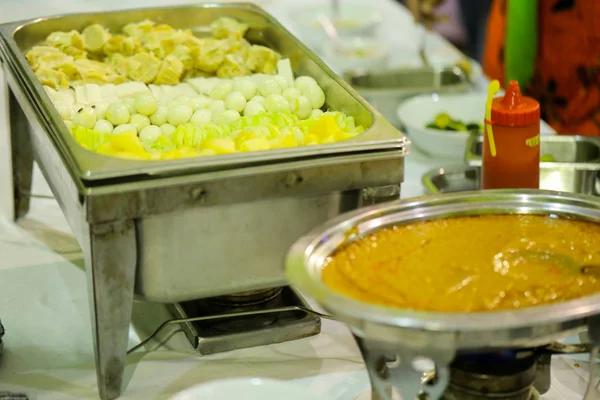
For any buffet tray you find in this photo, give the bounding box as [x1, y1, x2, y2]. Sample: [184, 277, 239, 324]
[2, 3, 407, 301]
[466, 134, 600, 167]
[344, 65, 471, 127]
[0, 3, 407, 183]
[423, 163, 600, 196]
[464, 134, 600, 193]
[2, 5, 408, 398]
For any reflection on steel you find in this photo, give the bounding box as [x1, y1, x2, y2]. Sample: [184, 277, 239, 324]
[465, 134, 600, 195]
[422, 163, 600, 196]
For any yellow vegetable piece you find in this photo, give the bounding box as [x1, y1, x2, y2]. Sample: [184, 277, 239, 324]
[234, 130, 257, 149]
[201, 138, 236, 154]
[305, 134, 319, 145]
[248, 45, 281, 74]
[45, 30, 85, 56]
[96, 143, 148, 160]
[307, 115, 345, 140]
[26, 46, 74, 71]
[127, 52, 161, 83]
[199, 149, 217, 157]
[35, 67, 69, 89]
[281, 135, 298, 148]
[96, 143, 113, 155]
[334, 130, 355, 141]
[271, 135, 297, 149]
[82, 24, 111, 52]
[239, 137, 271, 152]
[154, 55, 184, 85]
[120, 37, 141, 56]
[110, 131, 150, 158]
[161, 147, 200, 160]
[123, 20, 155, 40]
[103, 35, 126, 56]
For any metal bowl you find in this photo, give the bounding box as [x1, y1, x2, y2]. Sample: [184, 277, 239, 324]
[286, 190, 600, 399]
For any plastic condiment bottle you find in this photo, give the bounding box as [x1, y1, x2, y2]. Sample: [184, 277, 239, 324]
[482, 80, 541, 189]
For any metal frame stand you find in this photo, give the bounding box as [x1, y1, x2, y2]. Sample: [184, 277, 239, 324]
[353, 334, 451, 400]
[83, 220, 137, 400]
[9, 88, 135, 400]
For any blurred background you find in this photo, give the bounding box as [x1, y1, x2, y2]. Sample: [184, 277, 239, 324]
[396, 0, 492, 63]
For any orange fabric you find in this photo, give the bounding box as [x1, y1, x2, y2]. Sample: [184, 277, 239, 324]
[483, 0, 600, 136]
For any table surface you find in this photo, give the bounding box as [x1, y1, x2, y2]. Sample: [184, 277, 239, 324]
[0, 1, 596, 399]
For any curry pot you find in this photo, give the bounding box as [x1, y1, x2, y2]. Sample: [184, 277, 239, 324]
[286, 189, 600, 400]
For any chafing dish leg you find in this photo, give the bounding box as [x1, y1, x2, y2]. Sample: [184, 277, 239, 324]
[354, 334, 452, 400]
[354, 335, 393, 400]
[8, 89, 33, 221]
[83, 220, 137, 400]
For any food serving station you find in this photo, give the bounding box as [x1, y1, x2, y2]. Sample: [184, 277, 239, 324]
[0, 1, 599, 400]
[0, 3, 406, 399]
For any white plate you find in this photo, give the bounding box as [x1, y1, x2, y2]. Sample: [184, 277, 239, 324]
[169, 378, 328, 400]
[397, 93, 487, 161]
[397, 92, 555, 160]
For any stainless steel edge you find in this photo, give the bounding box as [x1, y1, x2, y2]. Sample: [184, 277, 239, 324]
[465, 133, 600, 169]
[422, 164, 600, 196]
[82, 150, 405, 224]
[345, 65, 472, 127]
[2, 57, 87, 244]
[0, 3, 407, 183]
[285, 189, 600, 349]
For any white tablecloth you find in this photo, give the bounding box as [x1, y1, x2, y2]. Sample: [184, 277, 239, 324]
[0, 1, 594, 399]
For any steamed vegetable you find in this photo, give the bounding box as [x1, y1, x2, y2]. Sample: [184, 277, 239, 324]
[70, 111, 364, 160]
[26, 17, 283, 89]
[426, 112, 483, 132]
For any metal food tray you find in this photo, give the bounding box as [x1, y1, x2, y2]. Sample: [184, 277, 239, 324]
[422, 165, 600, 195]
[344, 65, 471, 127]
[0, 4, 407, 399]
[465, 134, 600, 193]
[0, 3, 407, 182]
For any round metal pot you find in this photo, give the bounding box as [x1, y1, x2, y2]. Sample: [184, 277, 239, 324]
[285, 189, 600, 399]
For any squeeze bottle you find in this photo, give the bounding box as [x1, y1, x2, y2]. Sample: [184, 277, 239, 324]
[482, 80, 541, 189]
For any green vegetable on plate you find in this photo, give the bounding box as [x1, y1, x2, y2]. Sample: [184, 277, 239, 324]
[426, 112, 483, 132]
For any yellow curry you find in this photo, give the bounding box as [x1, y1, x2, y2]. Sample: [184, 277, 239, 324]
[322, 215, 600, 312]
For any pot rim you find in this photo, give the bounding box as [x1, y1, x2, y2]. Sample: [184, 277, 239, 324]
[285, 189, 600, 336]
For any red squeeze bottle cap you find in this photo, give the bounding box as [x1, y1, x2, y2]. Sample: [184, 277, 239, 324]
[491, 81, 540, 127]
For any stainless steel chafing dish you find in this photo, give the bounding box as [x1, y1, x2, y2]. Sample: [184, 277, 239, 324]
[286, 190, 600, 400]
[0, 4, 407, 399]
[465, 134, 600, 194]
[422, 164, 600, 195]
[344, 65, 471, 128]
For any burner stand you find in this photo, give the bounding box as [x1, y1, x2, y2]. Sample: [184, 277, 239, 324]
[169, 286, 320, 355]
[443, 365, 537, 400]
[444, 350, 538, 400]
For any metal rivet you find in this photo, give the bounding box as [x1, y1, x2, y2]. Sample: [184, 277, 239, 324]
[190, 187, 205, 202]
[285, 173, 303, 187]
